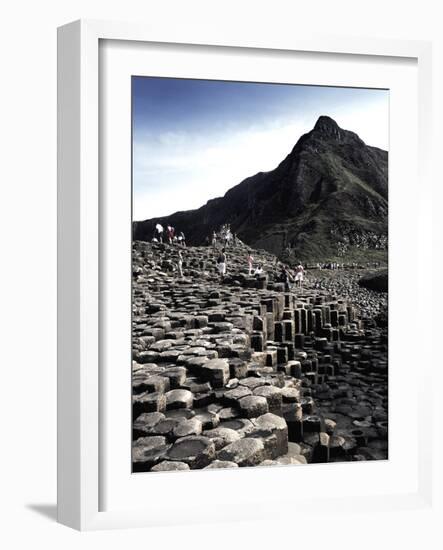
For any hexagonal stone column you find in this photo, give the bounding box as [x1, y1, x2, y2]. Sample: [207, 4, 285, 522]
[204, 460, 239, 469]
[166, 435, 216, 469]
[238, 395, 269, 418]
[151, 461, 190, 472]
[172, 417, 203, 439]
[200, 359, 230, 388]
[132, 436, 172, 472]
[203, 427, 241, 450]
[217, 437, 265, 466]
[165, 389, 193, 410]
[253, 386, 283, 414]
[133, 391, 167, 417]
[133, 411, 165, 438]
[249, 413, 289, 459]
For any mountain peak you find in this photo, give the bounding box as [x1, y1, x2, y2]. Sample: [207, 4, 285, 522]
[313, 115, 341, 137]
[134, 116, 388, 260]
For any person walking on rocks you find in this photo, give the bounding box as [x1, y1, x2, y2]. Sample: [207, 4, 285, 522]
[294, 262, 305, 288]
[212, 231, 217, 250]
[166, 225, 174, 244]
[225, 228, 232, 248]
[247, 252, 254, 275]
[280, 265, 293, 292]
[155, 223, 164, 243]
[178, 231, 186, 247]
[177, 250, 184, 278]
[217, 247, 227, 280]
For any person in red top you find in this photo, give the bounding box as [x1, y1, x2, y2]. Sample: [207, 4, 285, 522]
[166, 225, 175, 244]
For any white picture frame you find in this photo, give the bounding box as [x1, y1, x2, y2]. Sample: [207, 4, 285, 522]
[57, 19, 433, 531]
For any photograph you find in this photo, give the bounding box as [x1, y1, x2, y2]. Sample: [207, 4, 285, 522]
[131, 76, 389, 472]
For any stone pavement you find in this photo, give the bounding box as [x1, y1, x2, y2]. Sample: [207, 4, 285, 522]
[132, 241, 388, 471]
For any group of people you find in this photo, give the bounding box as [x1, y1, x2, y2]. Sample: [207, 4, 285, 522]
[316, 260, 381, 270]
[246, 252, 264, 277]
[152, 222, 304, 291]
[153, 223, 186, 247]
[209, 224, 238, 249]
[316, 262, 342, 270]
[216, 249, 264, 281]
[279, 263, 305, 291]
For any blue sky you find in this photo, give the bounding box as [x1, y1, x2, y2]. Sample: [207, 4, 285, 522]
[133, 77, 389, 221]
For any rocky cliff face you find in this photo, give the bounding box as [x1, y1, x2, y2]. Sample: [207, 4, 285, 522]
[133, 116, 388, 260]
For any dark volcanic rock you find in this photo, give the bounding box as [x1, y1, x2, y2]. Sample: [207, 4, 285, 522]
[151, 460, 190, 472]
[133, 412, 165, 438]
[131, 239, 389, 471]
[358, 269, 388, 292]
[133, 392, 167, 416]
[167, 435, 216, 469]
[249, 413, 289, 459]
[199, 359, 230, 388]
[217, 437, 265, 466]
[204, 460, 239, 469]
[238, 395, 269, 418]
[173, 417, 203, 438]
[203, 427, 241, 450]
[165, 389, 193, 410]
[132, 436, 171, 472]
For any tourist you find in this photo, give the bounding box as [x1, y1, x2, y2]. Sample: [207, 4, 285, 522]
[294, 262, 305, 288]
[217, 247, 227, 280]
[166, 225, 173, 244]
[225, 228, 232, 247]
[177, 250, 184, 278]
[178, 231, 186, 247]
[155, 223, 164, 243]
[280, 265, 293, 292]
[212, 231, 217, 250]
[254, 264, 264, 276]
[247, 252, 254, 275]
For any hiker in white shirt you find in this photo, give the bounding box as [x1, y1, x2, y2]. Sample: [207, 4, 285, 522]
[177, 250, 184, 278]
[155, 223, 163, 243]
[254, 264, 264, 276]
[247, 252, 254, 275]
[217, 248, 227, 280]
[294, 262, 305, 288]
